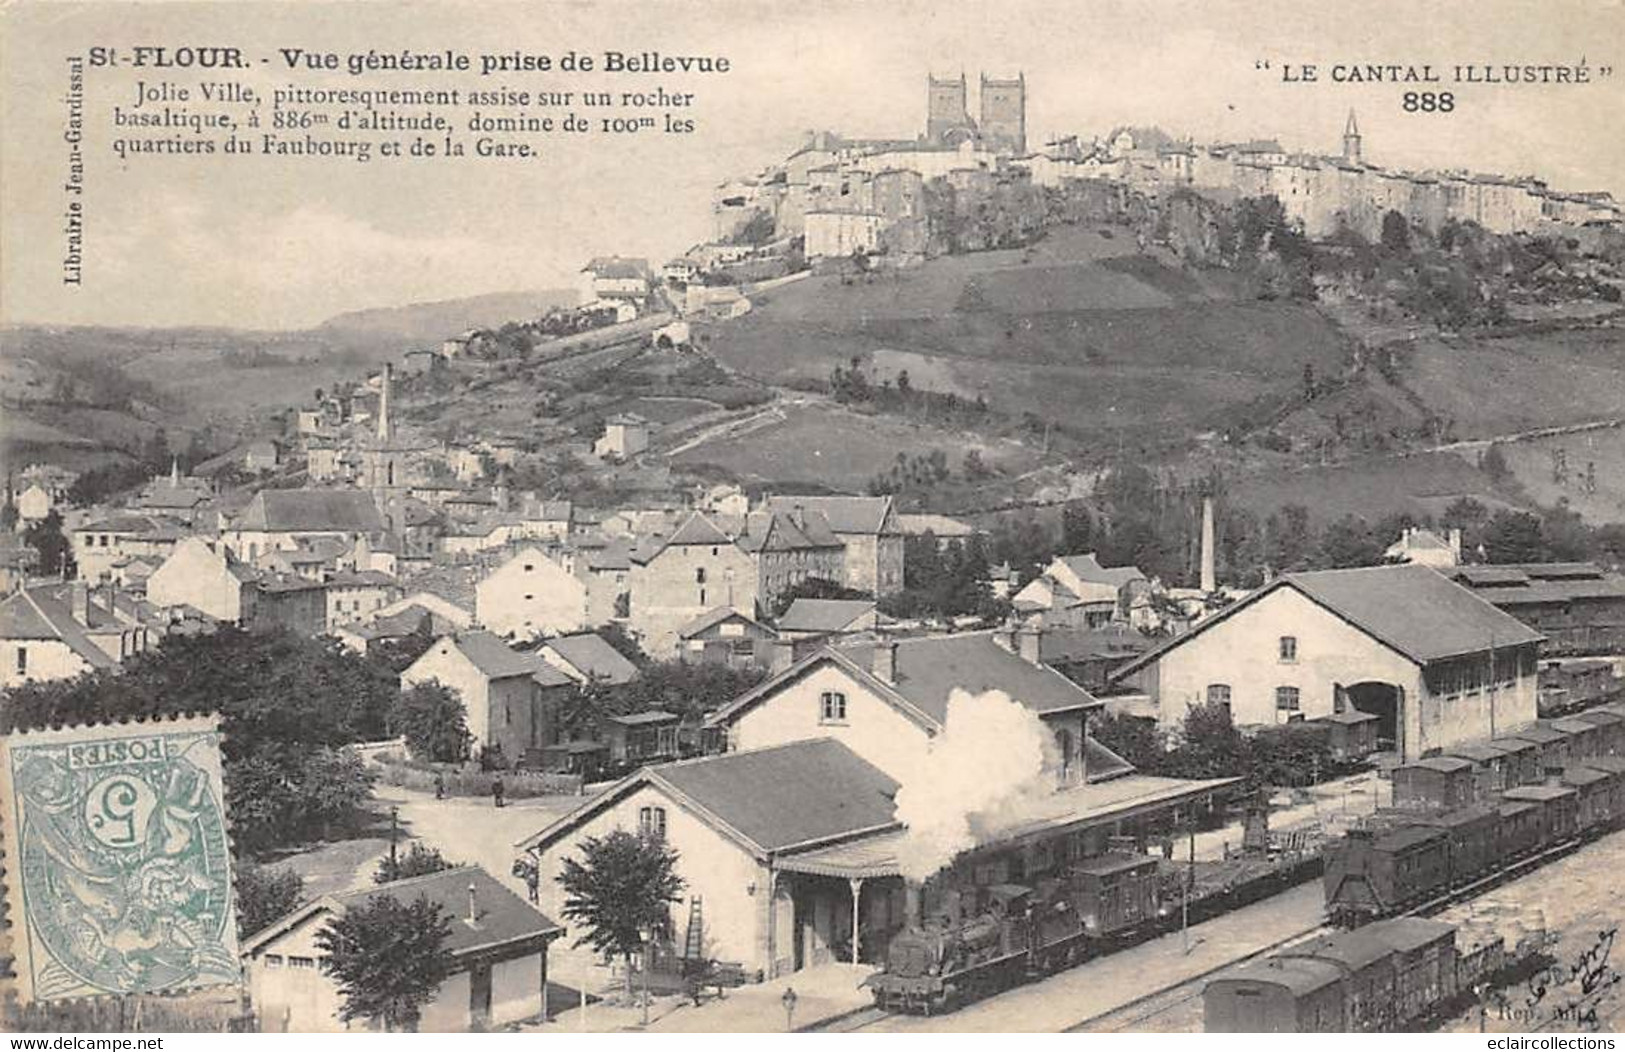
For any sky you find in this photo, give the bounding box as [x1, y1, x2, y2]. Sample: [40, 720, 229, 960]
[2, 0, 1621, 330]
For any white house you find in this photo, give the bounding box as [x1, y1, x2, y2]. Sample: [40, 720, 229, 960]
[705, 628, 1126, 789]
[594, 414, 651, 460]
[15, 482, 53, 525]
[401, 631, 573, 763]
[1109, 565, 1544, 760]
[474, 547, 588, 640]
[1013, 552, 1149, 630]
[1385, 526, 1463, 568]
[146, 536, 260, 624]
[242, 865, 561, 1033]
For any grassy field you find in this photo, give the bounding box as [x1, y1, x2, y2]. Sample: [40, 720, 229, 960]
[1226, 450, 1510, 526]
[671, 400, 1040, 493]
[1490, 424, 1625, 524]
[706, 229, 1348, 457]
[1399, 325, 1625, 438]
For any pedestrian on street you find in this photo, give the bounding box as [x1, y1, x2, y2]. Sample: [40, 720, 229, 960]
[492, 775, 506, 809]
[433, 770, 445, 800]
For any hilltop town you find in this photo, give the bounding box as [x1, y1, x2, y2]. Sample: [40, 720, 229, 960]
[6, 66, 1625, 1036]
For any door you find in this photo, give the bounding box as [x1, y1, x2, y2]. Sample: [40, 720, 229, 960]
[469, 963, 492, 1030]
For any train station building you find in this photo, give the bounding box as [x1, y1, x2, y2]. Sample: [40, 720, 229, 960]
[517, 630, 1236, 980]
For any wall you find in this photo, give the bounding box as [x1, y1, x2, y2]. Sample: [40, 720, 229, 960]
[403, 645, 492, 746]
[1126, 586, 1423, 737]
[0, 639, 95, 689]
[476, 553, 587, 639]
[533, 783, 765, 973]
[727, 662, 930, 783]
[245, 911, 349, 1032]
[629, 541, 758, 654]
[490, 954, 543, 1027]
[147, 540, 244, 622]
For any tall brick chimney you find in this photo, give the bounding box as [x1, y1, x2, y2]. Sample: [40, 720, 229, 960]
[1200, 496, 1217, 594]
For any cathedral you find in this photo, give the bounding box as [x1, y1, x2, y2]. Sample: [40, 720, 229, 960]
[925, 71, 1027, 155]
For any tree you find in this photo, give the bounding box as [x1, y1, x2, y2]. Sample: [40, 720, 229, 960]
[556, 830, 685, 1001]
[1482, 510, 1547, 564]
[1480, 442, 1512, 483]
[390, 681, 472, 764]
[375, 842, 458, 885]
[1317, 514, 1383, 569]
[235, 862, 306, 939]
[316, 894, 454, 1031]
[23, 509, 73, 578]
[1, 627, 389, 856]
[1380, 210, 1412, 255]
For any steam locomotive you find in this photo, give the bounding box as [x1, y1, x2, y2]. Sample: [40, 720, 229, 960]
[863, 853, 1162, 1013]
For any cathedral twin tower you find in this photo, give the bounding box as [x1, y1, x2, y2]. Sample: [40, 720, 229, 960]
[926, 72, 1026, 155]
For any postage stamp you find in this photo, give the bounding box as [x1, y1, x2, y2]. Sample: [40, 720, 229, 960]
[0, 715, 241, 1004]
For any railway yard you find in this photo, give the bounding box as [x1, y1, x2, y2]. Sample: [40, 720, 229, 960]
[823, 826, 1625, 1033]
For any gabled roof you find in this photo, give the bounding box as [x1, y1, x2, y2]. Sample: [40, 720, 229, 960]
[236, 489, 384, 533]
[677, 606, 773, 639]
[0, 586, 115, 669]
[443, 630, 543, 680]
[541, 632, 640, 685]
[1055, 553, 1146, 589]
[666, 511, 733, 547]
[708, 631, 1103, 732]
[582, 256, 651, 280]
[518, 738, 900, 859]
[242, 865, 560, 958]
[736, 509, 841, 553]
[1112, 565, 1543, 679]
[778, 598, 876, 634]
[765, 495, 894, 535]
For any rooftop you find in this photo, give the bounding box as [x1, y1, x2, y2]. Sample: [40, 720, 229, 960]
[541, 632, 641, 685]
[765, 495, 894, 536]
[236, 489, 384, 534]
[777, 598, 876, 634]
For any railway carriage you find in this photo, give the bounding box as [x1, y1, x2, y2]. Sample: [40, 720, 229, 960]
[1573, 709, 1625, 756]
[1501, 783, 1579, 842]
[1412, 803, 1499, 887]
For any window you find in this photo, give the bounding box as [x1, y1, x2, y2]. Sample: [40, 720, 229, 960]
[1206, 684, 1231, 709]
[288, 956, 317, 969]
[639, 805, 667, 839]
[1279, 636, 1298, 662]
[1275, 686, 1301, 712]
[15, 646, 26, 675]
[264, 954, 284, 968]
[696, 568, 707, 584]
[820, 690, 848, 723]
[524, 563, 534, 572]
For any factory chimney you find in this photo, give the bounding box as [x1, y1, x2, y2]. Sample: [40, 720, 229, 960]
[1199, 497, 1217, 594]
[377, 364, 395, 442]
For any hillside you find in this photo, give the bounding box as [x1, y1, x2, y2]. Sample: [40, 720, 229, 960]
[318, 289, 579, 343]
[704, 226, 1349, 457]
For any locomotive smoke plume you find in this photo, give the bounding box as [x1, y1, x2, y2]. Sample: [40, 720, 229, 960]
[892, 688, 1060, 884]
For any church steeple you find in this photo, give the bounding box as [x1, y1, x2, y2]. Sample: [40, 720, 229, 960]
[1342, 109, 1362, 164]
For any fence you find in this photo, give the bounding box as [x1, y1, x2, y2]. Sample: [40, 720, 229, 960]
[371, 750, 585, 798]
[4, 991, 254, 1033]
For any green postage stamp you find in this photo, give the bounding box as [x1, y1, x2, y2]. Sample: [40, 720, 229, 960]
[1, 716, 242, 1003]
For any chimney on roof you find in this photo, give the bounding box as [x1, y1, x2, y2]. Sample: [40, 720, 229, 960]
[1016, 622, 1042, 665]
[769, 637, 796, 675]
[70, 580, 90, 625]
[467, 882, 479, 924]
[791, 503, 805, 531]
[1199, 496, 1216, 594]
[1449, 528, 1463, 559]
[994, 620, 1018, 654]
[872, 639, 898, 683]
